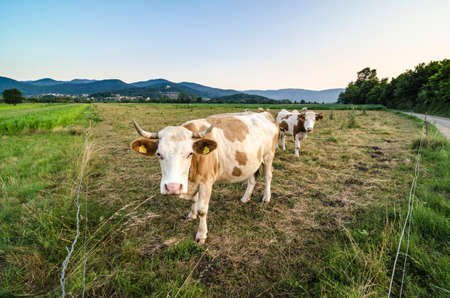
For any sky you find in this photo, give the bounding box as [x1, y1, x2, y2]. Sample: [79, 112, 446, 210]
[1, 0, 449, 90]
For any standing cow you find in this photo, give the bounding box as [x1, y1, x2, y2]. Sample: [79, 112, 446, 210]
[131, 111, 279, 244]
[276, 109, 323, 156]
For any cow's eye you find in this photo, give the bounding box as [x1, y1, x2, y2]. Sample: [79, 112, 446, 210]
[187, 152, 193, 158]
[156, 152, 163, 160]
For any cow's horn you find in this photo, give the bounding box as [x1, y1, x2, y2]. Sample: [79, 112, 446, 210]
[192, 126, 213, 138]
[133, 120, 158, 139]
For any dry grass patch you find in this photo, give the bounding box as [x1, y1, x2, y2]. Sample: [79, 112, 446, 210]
[56, 105, 418, 296]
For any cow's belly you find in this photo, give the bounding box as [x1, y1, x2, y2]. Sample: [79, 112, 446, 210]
[216, 162, 261, 183]
[216, 153, 262, 183]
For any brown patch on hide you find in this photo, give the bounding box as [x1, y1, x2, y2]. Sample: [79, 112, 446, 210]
[272, 134, 278, 152]
[293, 113, 306, 135]
[263, 112, 277, 124]
[206, 117, 249, 142]
[232, 167, 242, 176]
[169, 135, 184, 141]
[183, 123, 196, 132]
[279, 121, 289, 132]
[235, 151, 248, 166]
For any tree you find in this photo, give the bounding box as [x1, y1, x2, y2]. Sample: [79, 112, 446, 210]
[3, 88, 23, 105]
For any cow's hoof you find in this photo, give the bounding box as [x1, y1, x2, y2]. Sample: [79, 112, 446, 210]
[239, 198, 249, 204]
[196, 238, 206, 245]
[186, 214, 197, 221]
[262, 196, 271, 203]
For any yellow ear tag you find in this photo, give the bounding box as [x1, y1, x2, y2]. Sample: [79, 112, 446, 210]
[139, 145, 147, 154]
[202, 146, 210, 155]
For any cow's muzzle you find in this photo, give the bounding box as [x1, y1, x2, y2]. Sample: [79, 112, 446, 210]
[164, 183, 182, 195]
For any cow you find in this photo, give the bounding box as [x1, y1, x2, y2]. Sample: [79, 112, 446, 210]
[276, 109, 323, 156]
[131, 111, 279, 244]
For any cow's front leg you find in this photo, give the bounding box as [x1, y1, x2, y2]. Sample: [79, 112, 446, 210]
[187, 192, 199, 220]
[281, 132, 286, 150]
[196, 182, 212, 245]
[262, 154, 273, 203]
[294, 134, 300, 156]
[295, 133, 306, 156]
[240, 174, 256, 203]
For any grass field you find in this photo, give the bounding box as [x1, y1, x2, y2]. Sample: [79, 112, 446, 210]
[0, 103, 89, 134]
[0, 104, 447, 296]
[131, 103, 386, 111]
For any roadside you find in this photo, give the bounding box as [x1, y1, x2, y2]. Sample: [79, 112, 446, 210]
[404, 112, 450, 139]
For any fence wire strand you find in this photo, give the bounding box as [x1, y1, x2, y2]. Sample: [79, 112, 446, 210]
[60, 128, 91, 298]
[81, 171, 89, 298]
[388, 121, 425, 297]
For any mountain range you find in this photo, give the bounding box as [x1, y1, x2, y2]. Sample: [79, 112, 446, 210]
[0, 76, 343, 103]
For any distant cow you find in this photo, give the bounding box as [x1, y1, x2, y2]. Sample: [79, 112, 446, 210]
[276, 109, 323, 156]
[131, 111, 279, 244]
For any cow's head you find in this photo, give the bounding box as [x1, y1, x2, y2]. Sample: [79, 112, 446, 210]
[301, 111, 323, 132]
[131, 120, 217, 195]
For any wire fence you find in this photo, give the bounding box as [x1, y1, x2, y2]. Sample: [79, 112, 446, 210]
[59, 125, 91, 298]
[387, 117, 426, 297]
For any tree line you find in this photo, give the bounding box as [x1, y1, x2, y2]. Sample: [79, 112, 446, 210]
[338, 59, 449, 116]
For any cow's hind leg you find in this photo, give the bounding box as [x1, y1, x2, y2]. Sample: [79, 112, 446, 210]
[196, 182, 212, 245]
[187, 192, 199, 220]
[262, 154, 273, 203]
[281, 132, 286, 150]
[240, 173, 256, 204]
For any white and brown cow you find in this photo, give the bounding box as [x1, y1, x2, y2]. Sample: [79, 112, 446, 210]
[131, 111, 279, 244]
[276, 109, 323, 156]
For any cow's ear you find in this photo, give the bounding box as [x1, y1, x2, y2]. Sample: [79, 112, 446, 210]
[193, 139, 217, 155]
[299, 113, 306, 120]
[316, 113, 323, 120]
[131, 138, 158, 156]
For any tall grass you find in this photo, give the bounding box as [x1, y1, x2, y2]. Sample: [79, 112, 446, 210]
[317, 118, 449, 297]
[0, 104, 89, 134]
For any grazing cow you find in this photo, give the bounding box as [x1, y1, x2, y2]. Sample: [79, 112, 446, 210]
[276, 109, 323, 156]
[131, 111, 279, 244]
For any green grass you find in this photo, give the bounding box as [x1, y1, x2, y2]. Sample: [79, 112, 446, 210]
[0, 104, 447, 296]
[110, 102, 386, 111]
[0, 104, 89, 134]
[0, 105, 98, 296]
[315, 117, 449, 297]
[0, 103, 51, 111]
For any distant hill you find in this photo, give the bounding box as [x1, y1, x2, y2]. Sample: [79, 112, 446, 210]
[92, 82, 200, 98]
[130, 79, 172, 88]
[179, 82, 240, 98]
[0, 76, 343, 102]
[0, 76, 129, 95]
[244, 88, 344, 103]
[24, 78, 64, 86]
[210, 93, 275, 104]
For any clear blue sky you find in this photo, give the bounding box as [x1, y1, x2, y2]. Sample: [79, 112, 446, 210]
[1, 0, 449, 90]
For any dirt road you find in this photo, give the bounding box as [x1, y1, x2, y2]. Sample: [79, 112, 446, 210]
[404, 112, 450, 139]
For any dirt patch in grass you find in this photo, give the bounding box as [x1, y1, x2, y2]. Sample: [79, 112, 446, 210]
[48, 105, 419, 295]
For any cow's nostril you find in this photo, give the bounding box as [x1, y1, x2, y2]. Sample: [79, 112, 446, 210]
[165, 183, 183, 194]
